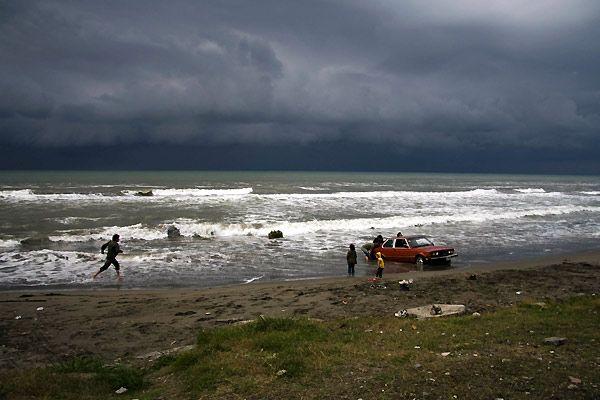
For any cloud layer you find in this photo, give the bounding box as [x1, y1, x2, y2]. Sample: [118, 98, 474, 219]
[1, 1, 599, 163]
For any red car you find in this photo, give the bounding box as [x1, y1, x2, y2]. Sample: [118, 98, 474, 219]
[377, 235, 457, 267]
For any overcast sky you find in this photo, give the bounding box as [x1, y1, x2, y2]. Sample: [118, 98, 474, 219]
[1, 0, 599, 172]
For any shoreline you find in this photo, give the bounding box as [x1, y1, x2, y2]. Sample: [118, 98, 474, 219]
[1, 250, 599, 370]
[1, 248, 599, 293]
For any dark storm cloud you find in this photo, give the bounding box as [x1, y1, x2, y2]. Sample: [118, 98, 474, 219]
[1, 0, 600, 164]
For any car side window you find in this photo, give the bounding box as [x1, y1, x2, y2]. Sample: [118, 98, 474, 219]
[383, 239, 394, 248]
[394, 239, 408, 248]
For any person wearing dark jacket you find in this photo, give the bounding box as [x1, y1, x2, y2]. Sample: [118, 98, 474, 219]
[346, 244, 357, 276]
[93, 234, 123, 280]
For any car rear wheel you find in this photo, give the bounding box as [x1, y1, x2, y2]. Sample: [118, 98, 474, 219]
[415, 256, 424, 270]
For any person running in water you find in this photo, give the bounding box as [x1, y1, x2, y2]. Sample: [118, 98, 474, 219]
[93, 234, 123, 280]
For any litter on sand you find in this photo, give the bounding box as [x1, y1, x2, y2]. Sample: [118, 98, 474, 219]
[115, 387, 127, 394]
[394, 309, 408, 318]
[36, 307, 44, 311]
[405, 304, 466, 319]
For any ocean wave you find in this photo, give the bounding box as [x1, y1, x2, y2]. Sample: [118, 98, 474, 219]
[580, 191, 600, 195]
[42, 204, 598, 242]
[0, 187, 254, 203]
[0, 239, 20, 248]
[514, 188, 546, 193]
[54, 216, 105, 224]
[259, 188, 501, 200]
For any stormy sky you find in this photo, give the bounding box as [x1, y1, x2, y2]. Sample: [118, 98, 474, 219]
[1, 1, 599, 172]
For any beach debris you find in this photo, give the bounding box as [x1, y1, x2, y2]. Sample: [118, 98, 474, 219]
[467, 274, 477, 280]
[167, 225, 181, 239]
[174, 310, 196, 316]
[567, 384, 578, 390]
[515, 291, 522, 295]
[440, 352, 451, 357]
[115, 387, 127, 394]
[15, 315, 22, 320]
[430, 305, 443, 315]
[268, 230, 283, 239]
[398, 279, 413, 290]
[134, 190, 153, 196]
[569, 376, 582, 384]
[414, 363, 422, 369]
[544, 337, 567, 346]
[36, 307, 44, 311]
[472, 312, 481, 318]
[276, 369, 287, 376]
[394, 309, 408, 318]
[233, 319, 255, 326]
[405, 304, 466, 319]
[205, 312, 211, 315]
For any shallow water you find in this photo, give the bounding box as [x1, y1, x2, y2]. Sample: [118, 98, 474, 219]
[0, 171, 599, 288]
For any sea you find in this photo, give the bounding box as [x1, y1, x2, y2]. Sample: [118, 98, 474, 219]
[0, 171, 599, 289]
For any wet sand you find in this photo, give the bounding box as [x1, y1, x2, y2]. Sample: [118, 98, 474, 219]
[1, 251, 599, 369]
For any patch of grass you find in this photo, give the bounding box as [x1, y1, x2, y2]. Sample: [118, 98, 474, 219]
[2, 297, 599, 399]
[0, 356, 146, 399]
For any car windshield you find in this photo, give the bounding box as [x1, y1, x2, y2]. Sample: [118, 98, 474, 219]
[407, 237, 434, 248]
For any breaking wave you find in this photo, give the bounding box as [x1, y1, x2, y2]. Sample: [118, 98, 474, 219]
[42, 204, 598, 242]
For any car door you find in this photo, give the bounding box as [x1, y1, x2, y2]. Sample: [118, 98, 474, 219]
[393, 238, 411, 262]
[380, 239, 395, 260]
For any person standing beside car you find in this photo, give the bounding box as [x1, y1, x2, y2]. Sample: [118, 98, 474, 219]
[375, 251, 384, 278]
[346, 244, 357, 277]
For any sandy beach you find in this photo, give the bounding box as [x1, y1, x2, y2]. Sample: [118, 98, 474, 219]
[1, 251, 599, 371]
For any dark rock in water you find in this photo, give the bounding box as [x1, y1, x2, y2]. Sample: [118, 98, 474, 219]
[135, 190, 153, 196]
[268, 230, 283, 239]
[167, 225, 181, 238]
[544, 337, 567, 346]
[20, 236, 51, 246]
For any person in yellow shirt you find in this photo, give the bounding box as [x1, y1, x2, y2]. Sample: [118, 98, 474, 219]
[375, 252, 384, 278]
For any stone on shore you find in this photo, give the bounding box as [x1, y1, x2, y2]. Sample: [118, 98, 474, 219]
[544, 337, 567, 346]
[167, 225, 181, 238]
[268, 230, 283, 239]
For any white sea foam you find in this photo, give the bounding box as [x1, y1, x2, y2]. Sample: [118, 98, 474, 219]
[514, 188, 546, 193]
[54, 217, 105, 224]
[49, 223, 167, 242]
[259, 188, 501, 201]
[580, 191, 600, 195]
[0, 239, 20, 248]
[41, 204, 598, 243]
[124, 187, 253, 197]
[243, 275, 264, 284]
[0, 187, 253, 203]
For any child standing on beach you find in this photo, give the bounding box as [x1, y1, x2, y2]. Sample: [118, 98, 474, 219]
[93, 234, 123, 280]
[346, 244, 357, 276]
[375, 252, 384, 278]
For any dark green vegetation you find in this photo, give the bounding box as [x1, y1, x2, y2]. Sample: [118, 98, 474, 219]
[2, 296, 598, 399]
